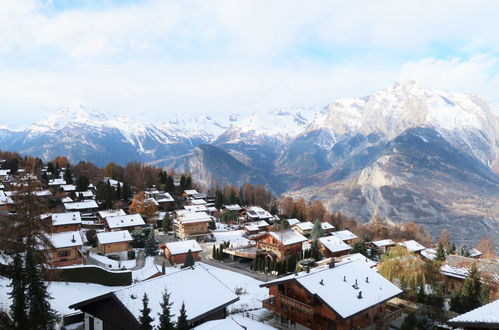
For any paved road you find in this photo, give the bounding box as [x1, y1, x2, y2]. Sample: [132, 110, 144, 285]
[130, 250, 146, 270]
[201, 258, 274, 282]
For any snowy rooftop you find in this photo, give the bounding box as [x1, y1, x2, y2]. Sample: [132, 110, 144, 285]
[78, 190, 94, 198]
[292, 221, 314, 231]
[184, 204, 208, 212]
[371, 239, 396, 248]
[319, 236, 352, 253]
[224, 204, 242, 211]
[339, 253, 377, 268]
[61, 184, 76, 192]
[48, 178, 66, 186]
[194, 314, 275, 330]
[176, 211, 212, 224]
[246, 206, 272, 219]
[98, 209, 126, 219]
[97, 230, 132, 245]
[61, 196, 73, 203]
[261, 260, 402, 319]
[73, 264, 239, 327]
[47, 231, 83, 249]
[0, 169, 10, 176]
[0, 191, 13, 205]
[398, 240, 426, 252]
[64, 200, 98, 210]
[440, 255, 499, 283]
[106, 214, 145, 229]
[420, 248, 436, 260]
[286, 218, 301, 226]
[33, 189, 52, 197]
[469, 248, 482, 258]
[448, 299, 499, 326]
[190, 199, 207, 205]
[164, 240, 202, 255]
[51, 212, 82, 226]
[156, 192, 174, 203]
[331, 230, 358, 242]
[269, 230, 307, 246]
[184, 189, 199, 195]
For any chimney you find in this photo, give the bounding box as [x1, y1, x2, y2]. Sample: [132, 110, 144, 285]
[329, 260, 335, 268]
[355, 279, 358, 285]
[71, 235, 76, 243]
[319, 279, 324, 286]
[343, 275, 346, 282]
[357, 291, 362, 299]
[366, 277, 369, 283]
[306, 266, 310, 273]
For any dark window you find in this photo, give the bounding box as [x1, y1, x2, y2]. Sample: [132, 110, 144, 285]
[58, 250, 69, 257]
[89, 316, 94, 330]
[278, 284, 285, 293]
[365, 313, 369, 319]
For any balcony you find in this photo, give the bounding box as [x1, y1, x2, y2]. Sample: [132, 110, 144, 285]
[278, 294, 313, 315]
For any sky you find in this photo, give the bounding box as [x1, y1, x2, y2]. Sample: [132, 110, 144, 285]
[1, 0, 499, 128]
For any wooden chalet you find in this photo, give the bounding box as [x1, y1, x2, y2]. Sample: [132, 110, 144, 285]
[44, 231, 84, 267]
[70, 265, 239, 329]
[244, 220, 269, 235]
[97, 209, 127, 223]
[250, 230, 307, 261]
[173, 211, 212, 240]
[260, 261, 402, 330]
[64, 200, 99, 214]
[447, 299, 499, 329]
[96, 230, 133, 255]
[398, 240, 426, 254]
[105, 214, 146, 232]
[319, 236, 351, 258]
[331, 230, 358, 245]
[162, 239, 202, 265]
[50, 212, 82, 233]
[370, 239, 396, 254]
[292, 221, 335, 236]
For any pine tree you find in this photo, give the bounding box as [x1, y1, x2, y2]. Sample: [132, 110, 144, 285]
[185, 176, 192, 190]
[145, 229, 158, 256]
[116, 182, 122, 201]
[214, 190, 224, 210]
[184, 250, 195, 267]
[165, 176, 175, 193]
[8, 253, 27, 330]
[63, 164, 73, 184]
[75, 175, 89, 192]
[176, 302, 190, 330]
[139, 293, 154, 330]
[211, 245, 216, 260]
[157, 289, 175, 330]
[460, 263, 482, 311]
[435, 242, 446, 261]
[162, 213, 172, 232]
[351, 240, 368, 257]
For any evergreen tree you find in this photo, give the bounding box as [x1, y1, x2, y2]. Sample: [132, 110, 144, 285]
[63, 164, 73, 184]
[176, 302, 190, 330]
[46, 162, 55, 178]
[165, 176, 175, 193]
[139, 293, 154, 330]
[310, 219, 324, 240]
[183, 250, 195, 267]
[435, 242, 446, 261]
[179, 175, 187, 191]
[122, 182, 132, 201]
[309, 240, 321, 261]
[460, 263, 483, 311]
[162, 213, 172, 232]
[75, 175, 89, 192]
[351, 240, 368, 257]
[116, 182, 122, 200]
[145, 229, 158, 256]
[212, 245, 216, 260]
[40, 172, 49, 184]
[208, 219, 216, 230]
[8, 253, 27, 330]
[95, 181, 116, 209]
[448, 243, 457, 255]
[185, 176, 192, 190]
[157, 289, 175, 330]
[214, 190, 224, 210]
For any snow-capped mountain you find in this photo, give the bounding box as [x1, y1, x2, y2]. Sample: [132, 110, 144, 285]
[0, 82, 498, 244]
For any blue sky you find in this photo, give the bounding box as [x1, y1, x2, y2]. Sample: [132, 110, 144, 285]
[1, 0, 499, 127]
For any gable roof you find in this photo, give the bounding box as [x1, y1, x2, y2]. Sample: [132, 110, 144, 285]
[51, 212, 82, 226]
[47, 231, 83, 249]
[106, 214, 145, 229]
[70, 264, 239, 327]
[448, 299, 499, 328]
[261, 261, 401, 319]
[398, 240, 426, 252]
[97, 230, 133, 245]
[319, 236, 351, 254]
[64, 200, 98, 211]
[268, 230, 307, 246]
[440, 255, 499, 284]
[371, 239, 396, 248]
[98, 209, 127, 219]
[286, 218, 301, 226]
[164, 240, 202, 255]
[331, 230, 358, 242]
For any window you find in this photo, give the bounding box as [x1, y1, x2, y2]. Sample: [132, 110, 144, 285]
[58, 250, 69, 257]
[88, 316, 94, 330]
[364, 313, 369, 319]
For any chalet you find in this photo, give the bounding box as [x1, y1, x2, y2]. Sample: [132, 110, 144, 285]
[292, 221, 335, 236]
[260, 260, 402, 330]
[469, 248, 483, 259]
[223, 204, 246, 218]
[245, 206, 273, 222]
[48, 178, 66, 186]
[173, 211, 212, 240]
[447, 299, 499, 329]
[77, 190, 94, 200]
[251, 230, 307, 261]
[70, 265, 239, 329]
[287, 218, 301, 226]
[0, 169, 10, 180]
[51, 212, 82, 233]
[370, 239, 396, 253]
[339, 253, 377, 268]
[420, 248, 437, 260]
[44, 231, 84, 267]
[244, 220, 270, 235]
[440, 255, 499, 301]
[0, 190, 14, 211]
[33, 189, 53, 198]
[398, 240, 426, 254]
[105, 214, 146, 232]
[331, 230, 358, 245]
[155, 192, 175, 209]
[184, 204, 208, 213]
[162, 240, 202, 265]
[319, 236, 351, 258]
[183, 189, 207, 200]
[64, 200, 99, 213]
[97, 209, 127, 223]
[96, 230, 133, 255]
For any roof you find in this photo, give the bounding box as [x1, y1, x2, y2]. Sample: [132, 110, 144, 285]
[176, 211, 212, 224]
[321, 222, 335, 230]
[190, 199, 207, 205]
[268, 230, 307, 246]
[261, 260, 402, 319]
[440, 255, 499, 284]
[331, 230, 358, 242]
[339, 253, 377, 268]
[0, 191, 13, 205]
[164, 240, 202, 255]
[184, 189, 199, 195]
[156, 192, 174, 203]
[64, 200, 98, 210]
[469, 248, 483, 258]
[371, 239, 396, 248]
[97, 230, 133, 245]
[448, 299, 499, 327]
[184, 205, 208, 213]
[293, 221, 314, 231]
[224, 204, 242, 211]
[106, 214, 145, 229]
[420, 248, 436, 260]
[47, 231, 83, 249]
[98, 209, 126, 218]
[33, 190, 52, 197]
[246, 206, 272, 219]
[71, 264, 239, 327]
[398, 240, 426, 252]
[319, 236, 352, 253]
[48, 178, 66, 186]
[51, 212, 82, 226]
[61, 184, 76, 192]
[286, 218, 301, 226]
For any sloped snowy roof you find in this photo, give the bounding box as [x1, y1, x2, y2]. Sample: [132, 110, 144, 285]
[398, 240, 426, 252]
[292, 221, 314, 231]
[0, 169, 10, 176]
[286, 218, 301, 226]
[48, 178, 66, 186]
[331, 230, 358, 242]
[319, 236, 352, 253]
[156, 192, 174, 203]
[190, 199, 207, 205]
[47, 231, 83, 249]
[64, 200, 98, 210]
[184, 204, 208, 212]
[52, 212, 82, 226]
[321, 222, 335, 230]
[269, 230, 307, 246]
[261, 261, 401, 319]
[448, 299, 499, 327]
[0, 191, 13, 205]
[339, 253, 377, 268]
[420, 248, 436, 260]
[246, 206, 272, 219]
[61, 196, 73, 203]
[371, 239, 396, 248]
[164, 240, 202, 255]
[97, 230, 132, 245]
[440, 255, 499, 284]
[71, 264, 239, 327]
[224, 204, 242, 211]
[98, 209, 126, 218]
[469, 248, 482, 258]
[61, 184, 76, 192]
[106, 214, 145, 229]
[33, 189, 52, 197]
[176, 211, 212, 224]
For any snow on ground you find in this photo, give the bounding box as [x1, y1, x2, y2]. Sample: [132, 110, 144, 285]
[131, 256, 171, 282]
[0, 277, 120, 316]
[199, 262, 269, 313]
[89, 252, 136, 270]
[212, 230, 249, 246]
[194, 313, 276, 329]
